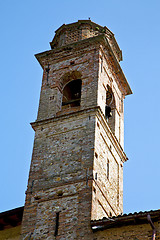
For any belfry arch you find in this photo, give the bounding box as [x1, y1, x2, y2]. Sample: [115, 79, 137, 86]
[61, 71, 82, 109]
[105, 85, 116, 134]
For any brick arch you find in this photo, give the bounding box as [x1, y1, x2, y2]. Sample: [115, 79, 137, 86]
[106, 85, 116, 109]
[61, 71, 82, 109]
[61, 70, 82, 89]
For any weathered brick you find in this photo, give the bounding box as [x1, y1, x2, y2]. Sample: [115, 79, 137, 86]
[21, 20, 132, 240]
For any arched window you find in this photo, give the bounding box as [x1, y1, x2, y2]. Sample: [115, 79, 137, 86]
[105, 90, 113, 119]
[62, 79, 82, 108]
[105, 85, 116, 134]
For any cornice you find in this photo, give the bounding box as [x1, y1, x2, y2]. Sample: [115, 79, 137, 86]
[35, 34, 132, 96]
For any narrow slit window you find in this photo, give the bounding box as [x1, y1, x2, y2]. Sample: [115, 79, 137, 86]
[95, 172, 98, 180]
[54, 212, 60, 236]
[107, 159, 109, 179]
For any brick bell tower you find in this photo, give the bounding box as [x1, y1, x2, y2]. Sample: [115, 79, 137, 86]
[21, 20, 132, 239]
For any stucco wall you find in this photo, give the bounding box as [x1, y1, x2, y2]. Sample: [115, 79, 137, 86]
[94, 221, 160, 240]
[0, 226, 21, 240]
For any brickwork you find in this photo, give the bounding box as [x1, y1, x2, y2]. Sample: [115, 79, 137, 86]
[50, 20, 122, 63]
[21, 20, 132, 239]
[36, 43, 99, 121]
[21, 109, 96, 239]
[92, 112, 125, 220]
[98, 47, 125, 147]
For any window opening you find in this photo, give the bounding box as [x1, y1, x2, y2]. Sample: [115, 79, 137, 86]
[46, 64, 50, 82]
[105, 85, 116, 134]
[62, 79, 82, 107]
[107, 159, 109, 179]
[54, 212, 60, 236]
[105, 89, 113, 120]
[95, 172, 98, 180]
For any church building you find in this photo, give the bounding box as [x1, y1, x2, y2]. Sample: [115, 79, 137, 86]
[0, 20, 160, 240]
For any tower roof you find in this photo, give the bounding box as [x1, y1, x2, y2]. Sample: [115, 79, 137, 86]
[50, 20, 122, 62]
[35, 20, 132, 96]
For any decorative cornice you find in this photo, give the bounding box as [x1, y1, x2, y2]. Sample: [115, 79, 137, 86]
[35, 34, 132, 96]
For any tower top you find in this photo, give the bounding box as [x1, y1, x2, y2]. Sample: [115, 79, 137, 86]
[50, 20, 122, 62]
[36, 20, 132, 97]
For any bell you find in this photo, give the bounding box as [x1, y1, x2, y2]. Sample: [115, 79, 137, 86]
[105, 105, 112, 119]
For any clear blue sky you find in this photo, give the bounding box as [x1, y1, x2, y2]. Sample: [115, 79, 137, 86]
[0, 0, 160, 214]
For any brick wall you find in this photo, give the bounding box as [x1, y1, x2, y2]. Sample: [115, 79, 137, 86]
[21, 109, 96, 239]
[36, 43, 99, 121]
[91, 110, 125, 221]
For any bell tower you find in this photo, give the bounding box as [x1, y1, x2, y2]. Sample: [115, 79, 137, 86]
[21, 20, 132, 239]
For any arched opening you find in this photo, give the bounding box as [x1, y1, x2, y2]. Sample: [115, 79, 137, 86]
[105, 90, 113, 119]
[105, 85, 116, 134]
[62, 79, 82, 108]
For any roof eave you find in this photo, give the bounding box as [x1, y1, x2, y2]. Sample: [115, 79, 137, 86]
[91, 209, 160, 232]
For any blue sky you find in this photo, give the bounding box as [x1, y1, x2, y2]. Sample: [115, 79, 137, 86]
[0, 0, 160, 214]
